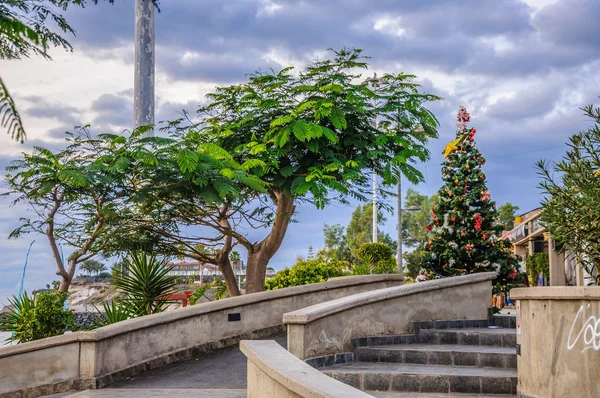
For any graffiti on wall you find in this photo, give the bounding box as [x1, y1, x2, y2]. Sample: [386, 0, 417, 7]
[567, 304, 600, 353]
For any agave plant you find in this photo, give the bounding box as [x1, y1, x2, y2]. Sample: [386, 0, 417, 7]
[111, 251, 178, 316]
[0, 292, 35, 343]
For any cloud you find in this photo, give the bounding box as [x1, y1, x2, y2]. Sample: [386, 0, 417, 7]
[24, 97, 81, 124]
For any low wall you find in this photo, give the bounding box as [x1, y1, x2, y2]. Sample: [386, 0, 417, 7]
[511, 287, 600, 398]
[241, 340, 372, 398]
[0, 274, 403, 397]
[284, 273, 495, 359]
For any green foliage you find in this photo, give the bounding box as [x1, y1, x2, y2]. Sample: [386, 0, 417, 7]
[111, 252, 179, 316]
[0, 291, 75, 344]
[400, 189, 438, 247]
[497, 203, 520, 230]
[211, 279, 230, 300]
[403, 245, 427, 278]
[0, 77, 25, 142]
[353, 242, 397, 275]
[345, 203, 396, 261]
[421, 108, 524, 293]
[537, 102, 600, 284]
[189, 283, 212, 305]
[265, 258, 346, 290]
[80, 259, 107, 276]
[525, 253, 549, 286]
[92, 298, 135, 327]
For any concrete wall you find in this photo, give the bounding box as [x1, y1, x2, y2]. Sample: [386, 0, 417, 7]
[0, 274, 403, 397]
[284, 273, 495, 359]
[511, 287, 600, 398]
[241, 340, 372, 398]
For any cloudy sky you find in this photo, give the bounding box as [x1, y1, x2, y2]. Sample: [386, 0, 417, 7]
[1, 0, 599, 298]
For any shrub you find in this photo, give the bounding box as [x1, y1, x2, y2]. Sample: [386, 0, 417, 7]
[525, 253, 549, 286]
[357, 243, 394, 264]
[352, 242, 397, 275]
[0, 291, 75, 344]
[265, 258, 346, 290]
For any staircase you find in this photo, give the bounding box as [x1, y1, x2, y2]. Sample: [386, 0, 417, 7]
[316, 315, 517, 397]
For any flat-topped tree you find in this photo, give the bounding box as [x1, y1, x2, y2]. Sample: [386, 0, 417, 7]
[3, 132, 129, 292]
[194, 48, 440, 292]
[422, 106, 523, 293]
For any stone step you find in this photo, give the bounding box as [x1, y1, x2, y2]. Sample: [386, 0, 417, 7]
[322, 362, 517, 395]
[369, 392, 515, 397]
[61, 389, 247, 397]
[356, 344, 516, 369]
[417, 328, 516, 347]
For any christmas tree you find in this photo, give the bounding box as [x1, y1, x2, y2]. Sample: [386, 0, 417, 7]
[422, 106, 523, 292]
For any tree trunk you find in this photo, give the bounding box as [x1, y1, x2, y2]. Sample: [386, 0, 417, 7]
[57, 260, 77, 292]
[216, 210, 241, 296]
[216, 254, 241, 297]
[245, 191, 296, 293]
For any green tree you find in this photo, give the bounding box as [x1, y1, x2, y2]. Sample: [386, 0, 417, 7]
[0, 0, 124, 142]
[4, 132, 128, 291]
[401, 189, 438, 247]
[80, 259, 105, 276]
[421, 106, 523, 292]
[319, 223, 350, 261]
[129, 48, 440, 294]
[537, 102, 600, 284]
[496, 202, 519, 230]
[345, 202, 396, 261]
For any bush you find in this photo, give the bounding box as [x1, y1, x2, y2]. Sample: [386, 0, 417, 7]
[0, 291, 75, 344]
[265, 258, 346, 290]
[525, 253, 549, 286]
[352, 242, 397, 275]
[357, 243, 394, 264]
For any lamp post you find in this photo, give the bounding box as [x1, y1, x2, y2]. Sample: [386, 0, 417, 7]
[397, 193, 421, 271]
[134, 0, 155, 135]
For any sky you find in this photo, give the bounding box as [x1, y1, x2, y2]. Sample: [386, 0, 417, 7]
[1, 0, 600, 299]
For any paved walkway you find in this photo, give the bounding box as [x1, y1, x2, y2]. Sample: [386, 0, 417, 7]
[47, 335, 286, 397]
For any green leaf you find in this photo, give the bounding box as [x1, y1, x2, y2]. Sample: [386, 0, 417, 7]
[249, 143, 267, 155]
[280, 166, 298, 177]
[220, 168, 234, 178]
[292, 120, 311, 142]
[270, 115, 293, 128]
[241, 159, 267, 171]
[176, 149, 199, 173]
[329, 109, 347, 130]
[274, 126, 292, 147]
[320, 126, 339, 143]
[199, 143, 234, 161]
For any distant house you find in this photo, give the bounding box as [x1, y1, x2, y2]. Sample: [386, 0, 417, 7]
[166, 260, 246, 283]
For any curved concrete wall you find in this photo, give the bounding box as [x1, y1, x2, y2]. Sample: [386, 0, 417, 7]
[241, 340, 372, 398]
[511, 287, 600, 398]
[0, 274, 403, 397]
[283, 273, 495, 359]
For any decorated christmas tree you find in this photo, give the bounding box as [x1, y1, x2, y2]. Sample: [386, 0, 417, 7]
[422, 106, 524, 292]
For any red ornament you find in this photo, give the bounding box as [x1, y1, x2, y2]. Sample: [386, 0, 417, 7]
[469, 137, 474, 141]
[470, 128, 476, 135]
[465, 244, 473, 251]
[474, 214, 482, 230]
[426, 225, 433, 231]
[451, 216, 456, 222]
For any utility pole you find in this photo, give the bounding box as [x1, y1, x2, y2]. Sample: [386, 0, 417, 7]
[372, 169, 378, 243]
[134, 0, 155, 135]
[397, 169, 402, 270]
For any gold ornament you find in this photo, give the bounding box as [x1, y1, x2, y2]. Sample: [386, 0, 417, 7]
[455, 179, 459, 184]
[442, 136, 465, 158]
[514, 216, 523, 224]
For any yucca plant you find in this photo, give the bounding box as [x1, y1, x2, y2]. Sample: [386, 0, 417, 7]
[92, 298, 135, 327]
[0, 292, 35, 343]
[111, 252, 178, 316]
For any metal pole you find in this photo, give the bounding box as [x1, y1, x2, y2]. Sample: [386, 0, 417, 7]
[397, 170, 402, 270]
[372, 169, 378, 243]
[134, 0, 155, 134]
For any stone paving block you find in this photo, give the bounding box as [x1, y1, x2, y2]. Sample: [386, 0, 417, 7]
[357, 348, 381, 362]
[505, 353, 518, 369]
[458, 332, 480, 345]
[439, 331, 459, 344]
[454, 351, 478, 366]
[363, 372, 392, 391]
[479, 353, 505, 368]
[403, 350, 428, 365]
[418, 331, 440, 344]
[427, 351, 453, 365]
[391, 374, 421, 392]
[330, 372, 362, 389]
[450, 375, 481, 393]
[376, 349, 404, 363]
[503, 333, 517, 347]
[480, 333, 502, 346]
[481, 377, 513, 394]
[420, 375, 450, 393]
